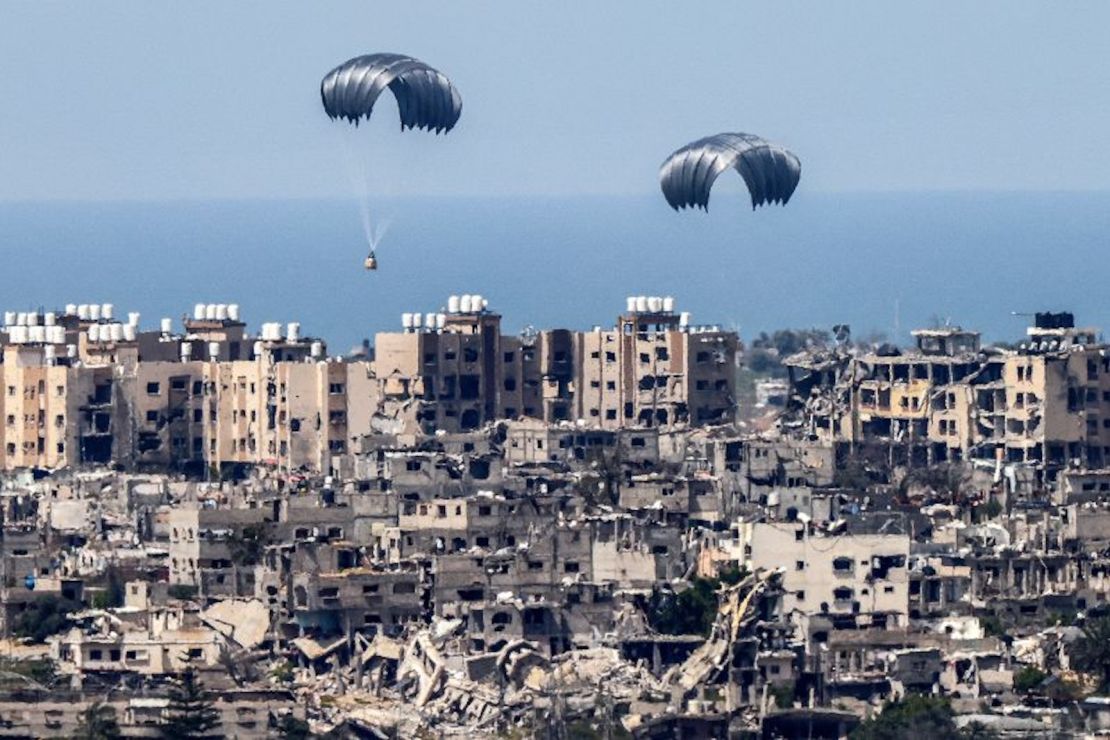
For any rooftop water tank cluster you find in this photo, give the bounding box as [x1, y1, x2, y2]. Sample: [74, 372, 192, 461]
[446, 294, 488, 315]
[4, 310, 58, 328]
[58, 303, 115, 321]
[625, 295, 676, 314]
[258, 322, 303, 342]
[192, 303, 241, 322]
[401, 312, 448, 332]
[86, 323, 137, 343]
[7, 325, 67, 345]
[259, 323, 284, 341]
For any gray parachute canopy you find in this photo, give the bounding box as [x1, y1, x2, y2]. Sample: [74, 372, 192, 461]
[659, 133, 800, 211]
[320, 53, 462, 133]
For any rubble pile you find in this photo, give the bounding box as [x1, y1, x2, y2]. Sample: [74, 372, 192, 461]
[4, 311, 1110, 736]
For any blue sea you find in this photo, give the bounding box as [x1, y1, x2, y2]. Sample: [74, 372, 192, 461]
[0, 192, 1106, 353]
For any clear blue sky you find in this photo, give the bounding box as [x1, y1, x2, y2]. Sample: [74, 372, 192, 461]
[2, 1, 1109, 201]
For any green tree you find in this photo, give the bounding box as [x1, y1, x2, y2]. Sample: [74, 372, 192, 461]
[72, 702, 123, 740]
[227, 524, 270, 567]
[0, 657, 57, 688]
[274, 714, 312, 740]
[899, 463, 971, 503]
[849, 695, 961, 740]
[979, 614, 1006, 639]
[159, 669, 221, 740]
[13, 595, 80, 643]
[960, 722, 999, 740]
[91, 565, 125, 610]
[1072, 615, 1110, 691]
[647, 578, 719, 636]
[167, 584, 198, 601]
[1013, 666, 1048, 693]
[769, 681, 796, 709]
[973, 499, 1003, 523]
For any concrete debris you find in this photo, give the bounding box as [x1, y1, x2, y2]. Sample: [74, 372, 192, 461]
[1, 304, 1110, 735]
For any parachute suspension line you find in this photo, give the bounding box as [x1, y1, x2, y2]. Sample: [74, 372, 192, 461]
[321, 52, 463, 267]
[337, 128, 379, 251]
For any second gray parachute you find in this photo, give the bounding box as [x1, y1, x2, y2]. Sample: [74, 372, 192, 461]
[660, 133, 800, 211]
[320, 53, 462, 134]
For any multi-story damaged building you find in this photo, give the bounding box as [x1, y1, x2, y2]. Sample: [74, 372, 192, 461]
[16, 297, 1110, 737]
[373, 294, 737, 436]
[741, 521, 910, 628]
[0, 294, 737, 478]
[783, 312, 1110, 489]
[575, 296, 738, 429]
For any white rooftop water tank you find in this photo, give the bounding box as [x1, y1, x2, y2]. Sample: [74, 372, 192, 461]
[101, 303, 113, 320]
[110, 324, 124, 342]
[204, 304, 217, 321]
[127, 312, 139, 327]
[424, 313, 436, 330]
[253, 340, 264, 357]
[123, 324, 136, 342]
[43, 344, 55, 363]
[401, 313, 414, 330]
[216, 304, 228, 321]
[44, 312, 56, 327]
[286, 322, 300, 342]
[436, 313, 446, 330]
[193, 303, 206, 320]
[87, 325, 100, 343]
[311, 341, 323, 358]
[66, 344, 77, 359]
[181, 342, 193, 360]
[15, 312, 27, 326]
[626, 296, 637, 313]
[447, 295, 460, 314]
[77, 304, 90, 320]
[3, 312, 14, 327]
[29, 326, 45, 343]
[412, 313, 423, 329]
[460, 295, 473, 313]
[160, 318, 172, 334]
[89, 304, 101, 321]
[635, 296, 648, 313]
[65, 304, 77, 316]
[472, 294, 483, 312]
[662, 296, 675, 313]
[208, 341, 220, 360]
[679, 312, 691, 328]
[648, 296, 662, 313]
[228, 304, 240, 322]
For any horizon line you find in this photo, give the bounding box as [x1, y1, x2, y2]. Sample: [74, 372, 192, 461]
[3, 187, 1110, 206]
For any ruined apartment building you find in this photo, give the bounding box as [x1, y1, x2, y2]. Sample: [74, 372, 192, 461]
[784, 313, 1110, 484]
[0, 303, 373, 475]
[740, 520, 910, 627]
[373, 294, 737, 435]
